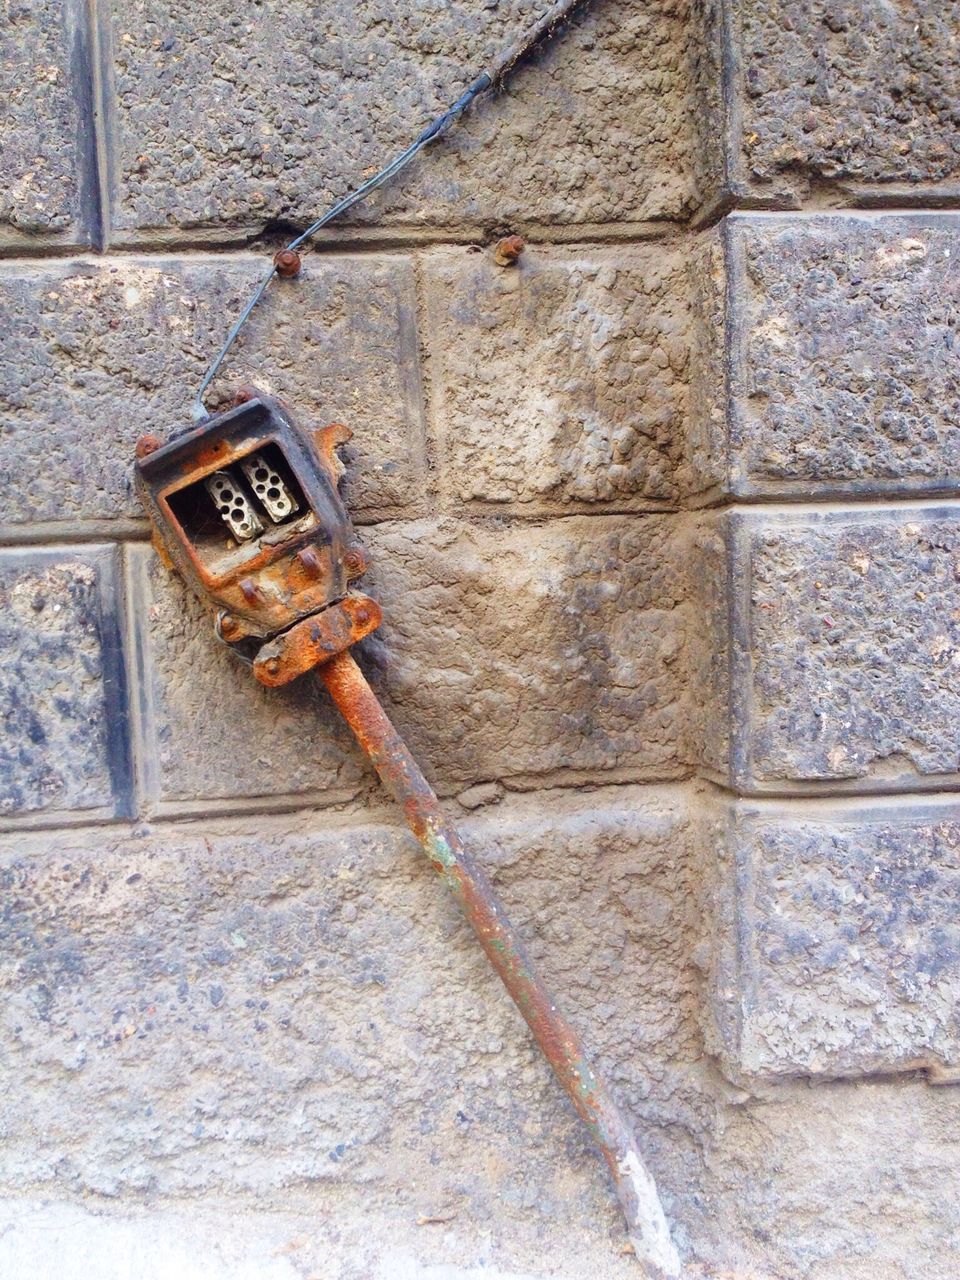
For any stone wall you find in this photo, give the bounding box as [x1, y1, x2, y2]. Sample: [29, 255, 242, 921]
[2, 3, 959, 1277]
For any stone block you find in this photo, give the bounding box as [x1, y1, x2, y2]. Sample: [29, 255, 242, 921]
[725, 0, 960, 203]
[710, 798, 960, 1081]
[0, 545, 131, 823]
[725, 213, 960, 497]
[0, 0, 93, 245]
[687, 0, 727, 215]
[423, 244, 694, 512]
[0, 788, 706, 1232]
[721, 506, 960, 792]
[126, 545, 366, 812]
[108, 0, 699, 238]
[132, 513, 698, 808]
[686, 225, 727, 497]
[684, 514, 730, 777]
[362, 514, 698, 791]
[704, 1080, 960, 1278]
[0, 254, 425, 533]
[7, 1081, 960, 1280]
[0, 1194, 657, 1280]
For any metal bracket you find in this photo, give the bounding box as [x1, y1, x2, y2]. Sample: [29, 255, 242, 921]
[251, 593, 382, 686]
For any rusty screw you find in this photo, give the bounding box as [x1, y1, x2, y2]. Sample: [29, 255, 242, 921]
[274, 248, 302, 279]
[493, 235, 524, 267]
[343, 546, 368, 578]
[296, 545, 323, 578]
[264, 657, 281, 678]
[220, 613, 241, 640]
[135, 434, 162, 459]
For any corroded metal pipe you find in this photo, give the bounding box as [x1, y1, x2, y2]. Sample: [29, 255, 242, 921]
[319, 650, 681, 1278]
[135, 395, 679, 1272]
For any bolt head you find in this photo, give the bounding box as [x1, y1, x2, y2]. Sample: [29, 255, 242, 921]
[344, 547, 368, 577]
[493, 234, 525, 267]
[265, 657, 281, 677]
[274, 248, 302, 279]
[135, 434, 162, 459]
[296, 545, 323, 578]
[220, 613, 241, 639]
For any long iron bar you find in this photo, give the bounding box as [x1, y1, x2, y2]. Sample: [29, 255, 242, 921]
[319, 650, 681, 1278]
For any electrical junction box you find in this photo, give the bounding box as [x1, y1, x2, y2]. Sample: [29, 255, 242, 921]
[134, 392, 380, 686]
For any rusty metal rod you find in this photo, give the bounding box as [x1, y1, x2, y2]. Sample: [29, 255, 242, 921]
[319, 650, 681, 1278]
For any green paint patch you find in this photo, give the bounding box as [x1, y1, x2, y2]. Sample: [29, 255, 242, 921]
[425, 831, 458, 870]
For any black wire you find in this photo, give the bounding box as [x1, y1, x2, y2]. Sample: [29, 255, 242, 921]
[193, 0, 589, 418]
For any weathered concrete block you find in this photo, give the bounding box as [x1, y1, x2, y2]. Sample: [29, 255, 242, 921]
[0, 545, 130, 823]
[720, 507, 960, 792]
[0, 255, 425, 533]
[0, 0, 92, 245]
[710, 798, 960, 1081]
[108, 0, 699, 238]
[0, 788, 706, 1239]
[723, 0, 960, 204]
[423, 244, 693, 512]
[725, 213, 960, 496]
[132, 514, 698, 809]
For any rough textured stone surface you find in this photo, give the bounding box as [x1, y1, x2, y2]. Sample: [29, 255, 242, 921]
[127, 546, 365, 811]
[0, 546, 130, 823]
[0, 1197, 655, 1280]
[705, 1080, 960, 1280]
[0, 255, 425, 531]
[362, 515, 698, 790]
[6, 3, 960, 1276]
[5, 1080, 960, 1280]
[109, 0, 698, 237]
[687, 0, 727, 215]
[724, 508, 960, 791]
[0, 0, 90, 243]
[726, 213, 960, 496]
[732, 0, 960, 201]
[423, 244, 692, 511]
[133, 514, 698, 808]
[686, 226, 726, 497]
[709, 799, 960, 1081]
[0, 789, 708, 1261]
[8, 1095, 960, 1280]
[685, 515, 730, 776]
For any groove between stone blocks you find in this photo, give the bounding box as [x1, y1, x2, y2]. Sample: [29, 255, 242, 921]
[3, 199, 960, 265]
[6, 773, 960, 845]
[67, 0, 112, 252]
[5, 493, 960, 552]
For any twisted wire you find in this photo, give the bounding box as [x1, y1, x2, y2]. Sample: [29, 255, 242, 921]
[192, 0, 588, 420]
